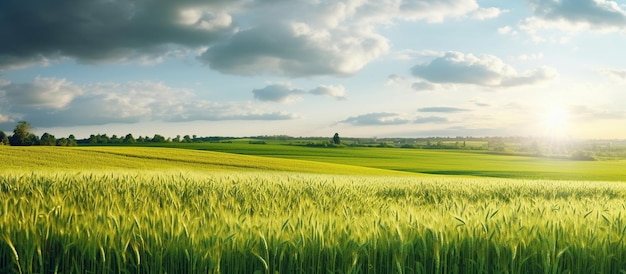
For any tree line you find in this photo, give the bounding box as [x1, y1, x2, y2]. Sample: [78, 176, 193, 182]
[0, 121, 213, 146]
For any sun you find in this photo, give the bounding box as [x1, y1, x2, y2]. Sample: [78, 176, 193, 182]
[541, 106, 570, 136]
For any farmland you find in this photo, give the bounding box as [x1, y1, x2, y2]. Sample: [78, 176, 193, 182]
[2, 145, 626, 273]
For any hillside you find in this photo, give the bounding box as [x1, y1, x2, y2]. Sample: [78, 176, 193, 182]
[0, 146, 414, 176]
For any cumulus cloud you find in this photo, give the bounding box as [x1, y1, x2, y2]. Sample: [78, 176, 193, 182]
[252, 84, 306, 103]
[0, 0, 500, 76]
[309, 85, 347, 100]
[0, 0, 242, 71]
[411, 51, 557, 87]
[0, 79, 297, 127]
[0, 77, 82, 109]
[521, 0, 626, 33]
[253, 83, 347, 102]
[418, 107, 470, 113]
[391, 0, 497, 23]
[200, 22, 389, 77]
[341, 112, 412, 126]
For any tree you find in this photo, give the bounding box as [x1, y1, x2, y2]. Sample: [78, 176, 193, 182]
[151, 134, 166, 143]
[40, 132, 56, 146]
[332, 133, 341, 145]
[0, 131, 8, 145]
[57, 138, 68, 146]
[9, 121, 35, 146]
[67, 134, 77, 146]
[124, 133, 136, 144]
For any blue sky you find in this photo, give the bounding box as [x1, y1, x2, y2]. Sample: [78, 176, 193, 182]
[1, 0, 626, 139]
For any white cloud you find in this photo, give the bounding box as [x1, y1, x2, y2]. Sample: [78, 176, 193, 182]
[521, 0, 626, 33]
[253, 83, 348, 103]
[0, 114, 11, 123]
[395, 0, 481, 23]
[599, 68, 626, 81]
[0, 79, 298, 127]
[0, 77, 82, 110]
[471, 7, 504, 20]
[411, 51, 558, 88]
[309, 85, 347, 100]
[341, 112, 412, 126]
[252, 84, 306, 103]
[201, 22, 390, 77]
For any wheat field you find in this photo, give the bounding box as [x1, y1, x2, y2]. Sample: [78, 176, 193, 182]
[2, 166, 626, 273]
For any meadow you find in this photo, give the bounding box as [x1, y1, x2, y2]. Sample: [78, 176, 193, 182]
[2, 146, 626, 273]
[145, 141, 626, 181]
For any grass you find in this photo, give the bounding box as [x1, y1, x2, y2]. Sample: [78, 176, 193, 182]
[143, 142, 626, 181]
[2, 170, 626, 273]
[0, 146, 412, 176]
[2, 145, 626, 272]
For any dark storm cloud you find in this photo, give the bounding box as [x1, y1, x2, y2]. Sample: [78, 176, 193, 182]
[0, 0, 238, 70]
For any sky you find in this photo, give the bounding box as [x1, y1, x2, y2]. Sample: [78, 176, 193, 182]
[1, 0, 626, 139]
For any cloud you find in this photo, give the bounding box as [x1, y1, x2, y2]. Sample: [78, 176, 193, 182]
[521, 0, 626, 33]
[0, 0, 500, 76]
[252, 84, 306, 103]
[599, 68, 626, 81]
[0, 114, 11, 123]
[471, 7, 504, 20]
[0, 77, 82, 109]
[568, 105, 626, 121]
[0, 79, 297, 127]
[253, 83, 347, 103]
[391, 0, 500, 23]
[0, 0, 241, 71]
[341, 112, 411, 126]
[418, 107, 470, 113]
[411, 81, 441, 91]
[414, 116, 449, 124]
[200, 22, 389, 77]
[411, 51, 557, 87]
[309, 85, 347, 100]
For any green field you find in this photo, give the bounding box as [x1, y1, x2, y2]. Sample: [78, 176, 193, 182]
[2, 145, 626, 273]
[143, 141, 626, 181]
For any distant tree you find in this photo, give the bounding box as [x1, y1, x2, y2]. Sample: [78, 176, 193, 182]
[57, 138, 68, 146]
[9, 121, 36, 146]
[183, 135, 192, 143]
[0, 131, 8, 145]
[173, 135, 181, 142]
[110, 134, 120, 143]
[67, 135, 77, 146]
[40, 132, 56, 146]
[88, 134, 98, 144]
[124, 133, 136, 144]
[332, 133, 341, 145]
[152, 134, 166, 143]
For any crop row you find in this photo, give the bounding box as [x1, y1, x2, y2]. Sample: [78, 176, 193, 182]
[2, 171, 626, 273]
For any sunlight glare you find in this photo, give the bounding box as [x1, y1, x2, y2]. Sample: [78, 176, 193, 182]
[541, 106, 570, 136]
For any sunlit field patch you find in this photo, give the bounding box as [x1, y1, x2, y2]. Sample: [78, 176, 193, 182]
[2, 146, 626, 273]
